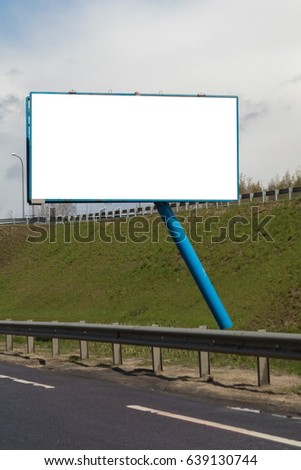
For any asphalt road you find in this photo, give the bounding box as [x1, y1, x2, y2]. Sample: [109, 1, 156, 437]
[0, 360, 300, 450]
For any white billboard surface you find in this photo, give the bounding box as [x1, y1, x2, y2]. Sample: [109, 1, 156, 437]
[27, 93, 239, 202]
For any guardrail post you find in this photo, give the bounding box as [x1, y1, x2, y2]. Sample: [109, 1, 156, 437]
[257, 356, 270, 386]
[289, 187, 293, 200]
[27, 335, 35, 354]
[152, 347, 163, 374]
[151, 324, 163, 374]
[257, 329, 270, 386]
[112, 323, 122, 365]
[52, 338, 60, 356]
[27, 320, 35, 354]
[198, 325, 210, 377]
[5, 318, 13, 351]
[275, 189, 279, 201]
[51, 321, 60, 357]
[6, 334, 13, 351]
[112, 343, 122, 366]
[79, 321, 89, 360]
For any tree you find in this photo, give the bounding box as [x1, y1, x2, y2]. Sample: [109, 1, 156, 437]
[240, 174, 263, 194]
[37, 203, 76, 218]
[267, 168, 301, 190]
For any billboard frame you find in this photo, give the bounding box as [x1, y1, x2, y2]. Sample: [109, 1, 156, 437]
[26, 91, 239, 205]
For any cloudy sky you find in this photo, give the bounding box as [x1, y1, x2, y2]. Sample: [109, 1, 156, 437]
[0, 0, 300, 217]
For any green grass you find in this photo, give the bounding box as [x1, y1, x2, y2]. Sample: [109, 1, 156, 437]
[0, 200, 300, 374]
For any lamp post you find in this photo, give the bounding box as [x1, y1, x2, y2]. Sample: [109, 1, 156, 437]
[11, 153, 25, 218]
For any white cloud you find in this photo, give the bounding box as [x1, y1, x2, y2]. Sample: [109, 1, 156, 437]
[0, 0, 301, 216]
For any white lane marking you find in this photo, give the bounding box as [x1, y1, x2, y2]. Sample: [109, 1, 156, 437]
[229, 406, 301, 421]
[0, 374, 54, 389]
[272, 414, 288, 419]
[229, 406, 260, 414]
[127, 405, 301, 449]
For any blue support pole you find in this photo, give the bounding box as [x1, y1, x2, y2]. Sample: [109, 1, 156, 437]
[155, 202, 233, 329]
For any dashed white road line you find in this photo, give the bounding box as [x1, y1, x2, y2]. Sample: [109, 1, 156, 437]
[127, 405, 301, 449]
[229, 406, 260, 414]
[228, 406, 301, 421]
[0, 374, 54, 389]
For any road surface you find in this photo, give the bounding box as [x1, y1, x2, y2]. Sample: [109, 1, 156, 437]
[0, 360, 300, 450]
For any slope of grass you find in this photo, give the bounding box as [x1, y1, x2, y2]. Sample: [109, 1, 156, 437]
[0, 199, 300, 334]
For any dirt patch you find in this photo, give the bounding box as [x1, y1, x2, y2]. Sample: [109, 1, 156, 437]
[1, 349, 300, 417]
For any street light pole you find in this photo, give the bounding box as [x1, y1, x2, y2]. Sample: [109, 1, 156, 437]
[11, 153, 25, 218]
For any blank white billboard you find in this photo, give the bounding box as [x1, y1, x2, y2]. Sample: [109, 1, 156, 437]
[27, 92, 239, 203]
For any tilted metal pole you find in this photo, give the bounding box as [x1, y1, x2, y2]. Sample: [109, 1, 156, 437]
[155, 202, 233, 329]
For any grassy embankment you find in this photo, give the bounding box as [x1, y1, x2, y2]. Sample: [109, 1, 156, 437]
[0, 199, 300, 373]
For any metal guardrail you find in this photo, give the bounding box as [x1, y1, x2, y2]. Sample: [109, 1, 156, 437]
[1, 186, 300, 225]
[0, 217, 27, 225]
[0, 321, 300, 360]
[0, 217, 46, 225]
[1, 321, 300, 386]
